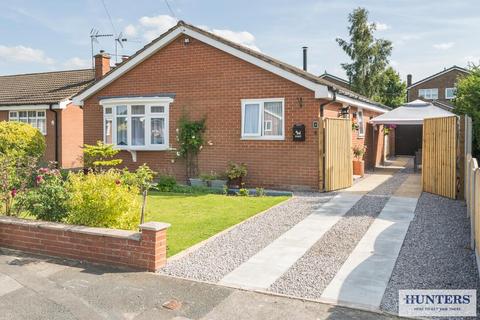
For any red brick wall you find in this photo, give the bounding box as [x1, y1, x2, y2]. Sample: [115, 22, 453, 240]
[84, 35, 326, 190]
[58, 103, 84, 168]
[0, 217, 169, 272]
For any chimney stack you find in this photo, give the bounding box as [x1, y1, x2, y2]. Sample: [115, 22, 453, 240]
[94, 51, 111, 80]
[302, 46, 308, 71]
[407, 74, 412, 87]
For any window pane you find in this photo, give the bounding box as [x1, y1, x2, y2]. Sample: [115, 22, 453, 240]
[244, 104, 260, 135]
[116, 117, 128, 145]
[132, 105, 145, 115]
[131, 116, 145, 145]
[263, 102, 283, 136]
[358, 111, 365, 135]
[105, 107, 112, 115]
[28, 111, 36, 118]
[37, 111, 45, 118]
[19, 111, 27, 118]
[105, 119, 112, 144]
[151, 106, 165, 113]
[9, 111, 18, 119]
[28, 118, 37, 128]
[151, 118, 165, 145]
[116, 105, 127, 115]
[37, 119, 46, 134]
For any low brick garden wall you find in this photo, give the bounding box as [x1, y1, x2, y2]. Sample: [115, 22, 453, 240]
[0, 216, 170, 271]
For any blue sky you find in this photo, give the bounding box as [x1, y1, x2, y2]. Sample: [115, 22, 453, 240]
[0, 0, 479, 82]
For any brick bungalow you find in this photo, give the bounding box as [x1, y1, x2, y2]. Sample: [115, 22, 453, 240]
[74, 21, 389, 191]
[0, 69, 94, 168]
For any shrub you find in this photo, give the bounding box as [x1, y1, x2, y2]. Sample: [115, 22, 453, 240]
[237, 188, 250, 196]
[226, 162, 247, 180]
[255, 187, 266, 197]
[17, 167, 69, 221]
[0, 121, 45, 160]
[177, 115, 206, 178]
[83, 141, 122, 171]
[157, 175, 177, 192]
[65, 170, 140, 230]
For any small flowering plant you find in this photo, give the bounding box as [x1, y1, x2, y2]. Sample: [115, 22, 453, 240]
[383, 124, 397, 136]
[352, 145, 367, 160]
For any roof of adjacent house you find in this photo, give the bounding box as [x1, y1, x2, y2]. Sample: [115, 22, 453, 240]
[319, 72, 350, 86]
[74, 21, 389, 112]
[407, 65, 470, 89]
[370, 99, 455, 125]
[0, 69, 95, 106]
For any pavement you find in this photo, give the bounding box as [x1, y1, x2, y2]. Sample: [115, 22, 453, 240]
[0, 248, 402, 320]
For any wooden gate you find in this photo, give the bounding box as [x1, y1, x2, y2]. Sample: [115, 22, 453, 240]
[422, 116, 457, 199]
[324, 118, 353, 191]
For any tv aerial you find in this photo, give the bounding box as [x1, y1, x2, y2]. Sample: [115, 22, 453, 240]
[90, 28, 113, 68]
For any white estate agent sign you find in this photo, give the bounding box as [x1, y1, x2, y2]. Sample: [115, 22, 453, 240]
[399, 289, 477, 317]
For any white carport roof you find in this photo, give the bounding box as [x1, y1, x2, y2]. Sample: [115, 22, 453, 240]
[370, 99, 455, 125]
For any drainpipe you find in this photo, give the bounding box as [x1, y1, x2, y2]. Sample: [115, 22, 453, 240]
[319, 89, 337, 191]
[49, 104, 59, 166]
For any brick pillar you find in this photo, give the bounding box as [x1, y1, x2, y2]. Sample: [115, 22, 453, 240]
[139, 222, 170, 271]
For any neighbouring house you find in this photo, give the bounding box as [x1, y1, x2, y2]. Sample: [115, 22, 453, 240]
[319, 72, 351, 90]
[406, 65, 470, 110]
[0, 69, 95, 168]
[371, 99, 454, 156]
[73, 21, 390, 191]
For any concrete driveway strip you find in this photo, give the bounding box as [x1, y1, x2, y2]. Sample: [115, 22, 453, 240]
[321, 174, 421, 310]
[219, 167, 402, 291]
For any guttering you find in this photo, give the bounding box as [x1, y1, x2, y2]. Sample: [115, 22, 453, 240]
[335, 93, 388, 114]
[49, 104, 60, 165]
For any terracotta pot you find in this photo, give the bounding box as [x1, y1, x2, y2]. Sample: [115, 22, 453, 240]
[353, 160, 365, 177]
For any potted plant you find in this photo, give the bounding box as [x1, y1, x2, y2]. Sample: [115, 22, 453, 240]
[199, 172, 214, 187]
[210, 171, 228, 189]
[352, 145, 367, 177]
[189, 176, 207, 187]
[226, 162, 247, 188]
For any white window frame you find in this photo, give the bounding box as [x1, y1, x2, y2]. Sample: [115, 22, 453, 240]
[9, 110, 47, 135]
[100, 97, 173, 151]
[445, 87, 456, 99]
[419, 88, 439, 100]
[357, 108, 365, 138]
[241, 98, 285, 140]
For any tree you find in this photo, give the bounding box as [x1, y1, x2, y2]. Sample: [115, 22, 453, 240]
[374, 66, 406, 108]
[453, 65, 480, 158]
[336, 7, 393, 98]
[83, 141, 122, 171]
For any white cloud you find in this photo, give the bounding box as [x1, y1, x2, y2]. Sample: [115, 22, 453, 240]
[433, 42, 454, 50]
[0, 45, 54, 64]
[375, 22, 390, 31]
[125, 15, 260, 51]
[63, 57, 90, 69]
[124, 24, 138, 37]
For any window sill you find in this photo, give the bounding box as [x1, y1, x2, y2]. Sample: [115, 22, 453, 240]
[113, 146, 173, 151]
[241, 136, 285, 141]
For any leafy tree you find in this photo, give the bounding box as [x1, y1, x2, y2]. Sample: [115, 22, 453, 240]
[374, 67, 406, 108]
[453, 65, 480, 158]
[83, 141, 122, 171]
[336, 7, 393, 98]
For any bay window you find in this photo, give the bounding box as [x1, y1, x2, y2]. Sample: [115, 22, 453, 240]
[100, 97, 172, 150]
[241, 98, 284, 140]
[9, 110, 46, 135]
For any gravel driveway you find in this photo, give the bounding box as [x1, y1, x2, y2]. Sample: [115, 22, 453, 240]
[380, 192, 480, 316]
[160, 192, 335, 282]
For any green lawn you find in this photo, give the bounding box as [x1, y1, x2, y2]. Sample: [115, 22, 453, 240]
[145, 191, 289, 257]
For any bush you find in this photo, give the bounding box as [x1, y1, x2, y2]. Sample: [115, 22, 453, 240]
[0, 121, 45, 159]
[17, 167, 69, 221]
[83, 141, 122, 171]
[157, 175, 177, 192]
[226, 162, 247, 180]
[65, 170, 140, 230]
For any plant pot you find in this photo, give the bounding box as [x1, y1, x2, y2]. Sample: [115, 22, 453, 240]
[210, 179, 227, 189]
[353, 160, 365, 177]
[189, 178, 207, 187]
[227, 177, 243, 189]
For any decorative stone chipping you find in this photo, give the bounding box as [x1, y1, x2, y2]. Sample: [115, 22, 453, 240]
[0, 216, 170, 272]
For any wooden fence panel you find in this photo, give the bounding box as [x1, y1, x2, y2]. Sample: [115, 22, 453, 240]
[324, 118, 352, 191]
[422, 116, 457, 199]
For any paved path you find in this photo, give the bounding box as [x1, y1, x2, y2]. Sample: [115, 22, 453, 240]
[0, 249, 401, 320]
[219, 160, 408, 291]
[321, 174, 421, 310]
